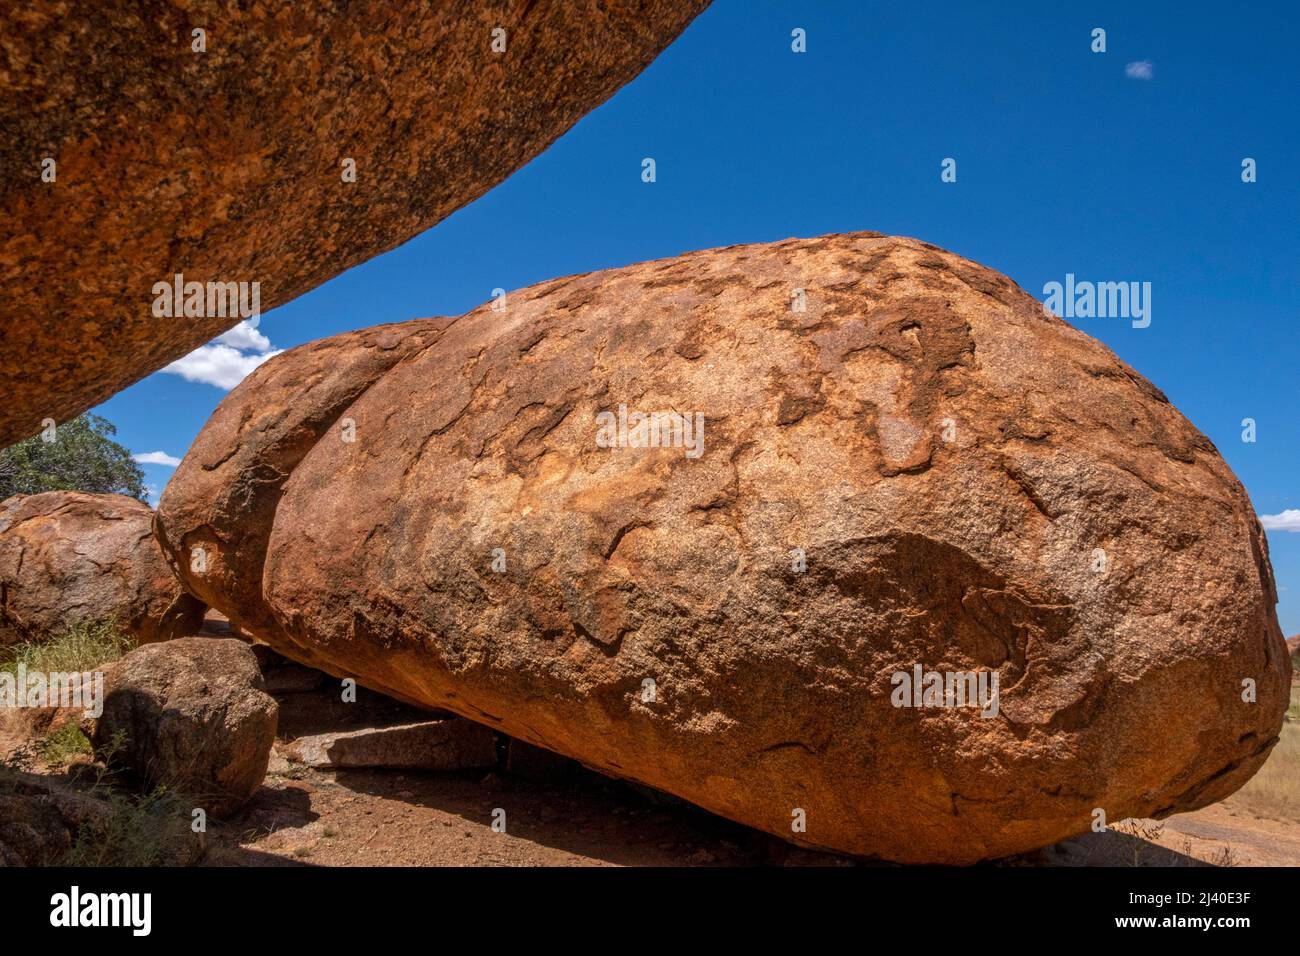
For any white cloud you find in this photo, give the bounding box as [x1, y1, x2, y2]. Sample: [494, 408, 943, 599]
[162, 317, 282, 391]
[1260, 510, 1300, 532]
[133, 451, 182, 467]
[1125, 60, 1154, 80]
[162, 343, 282, 390]
[214, 320, 272, 353]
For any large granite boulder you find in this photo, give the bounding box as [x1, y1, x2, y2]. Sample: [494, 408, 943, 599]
[156, 232, 1291, 863]
[0, 0, 710, 447]
[0, 491, 205, 646]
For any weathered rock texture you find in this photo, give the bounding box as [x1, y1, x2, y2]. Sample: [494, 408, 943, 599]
[157, 233, 1292, 863]
[93, 637, 277, 816]
[0, 492, 205, 646]
[0, 772, 112, 866]
[0, 0, 710, 447]
[0, 768, 200, 865]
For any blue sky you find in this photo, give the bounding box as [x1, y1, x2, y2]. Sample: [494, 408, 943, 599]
[98, 1, 1300, 634]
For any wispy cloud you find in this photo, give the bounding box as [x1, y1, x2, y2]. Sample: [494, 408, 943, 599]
[133, 451, 182, 467]
[161, 320, 281, 390]
[1260, 510, 1300, 532]
[1125, 60, 1154, 80]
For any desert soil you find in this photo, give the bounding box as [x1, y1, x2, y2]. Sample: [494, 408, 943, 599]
[199, 683, 1300, 868]
[207, 759, 1300, 868]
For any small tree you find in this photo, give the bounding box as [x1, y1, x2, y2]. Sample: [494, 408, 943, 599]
[0, 414, 147, 502]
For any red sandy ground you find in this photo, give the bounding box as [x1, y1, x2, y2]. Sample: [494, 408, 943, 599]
[204, 681, 1300, 868]
[206, 759, 1300, 868]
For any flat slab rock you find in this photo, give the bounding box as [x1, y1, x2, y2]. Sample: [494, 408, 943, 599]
[157, 232, 1292, 864]
[282, 719, 497, 771]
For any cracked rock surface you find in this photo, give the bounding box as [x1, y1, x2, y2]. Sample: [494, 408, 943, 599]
[156, 233, 1291, 863]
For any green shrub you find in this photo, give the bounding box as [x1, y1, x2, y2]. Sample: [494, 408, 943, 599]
[0, 413, 146, 501]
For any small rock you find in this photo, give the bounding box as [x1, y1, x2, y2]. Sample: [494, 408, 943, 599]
[93, 638, 277, 816]
[266, 753, 291, 775]
[0, 664, 116, 748]
[0, 772, 201, 866]
[0, 775, 110, 865]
